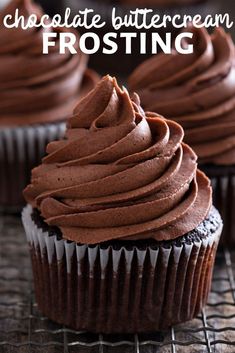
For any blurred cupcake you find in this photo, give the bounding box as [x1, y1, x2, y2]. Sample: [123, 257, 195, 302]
[129, 26, 235, 246]
[0, 0, 99, 211]
[22, 75, 222, 333]
[61, 0, 218, 75]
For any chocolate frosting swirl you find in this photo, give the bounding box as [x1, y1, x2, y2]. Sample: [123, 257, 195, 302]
[24, 75, 212, 244]
[0, 0, 99, 126]
[129, 26, 235, 166]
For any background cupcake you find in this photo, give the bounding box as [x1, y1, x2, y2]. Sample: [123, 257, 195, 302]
[22, 75, 222, 333]
[0, 0, 99, 211]
[129, 25, 235, 246]
[59, 0, 219, 75]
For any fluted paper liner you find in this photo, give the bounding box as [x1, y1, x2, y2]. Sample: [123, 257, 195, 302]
[22, 205, 221, 333]
[0, 123, 65, 211]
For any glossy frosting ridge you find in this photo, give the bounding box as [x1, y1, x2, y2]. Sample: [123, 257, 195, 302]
[0, 0, 98, 126]
[129, 26, 235, 166]
[24, 75, 212, 244]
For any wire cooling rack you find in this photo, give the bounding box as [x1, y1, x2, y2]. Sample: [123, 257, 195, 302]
[0, 214, 235, 353]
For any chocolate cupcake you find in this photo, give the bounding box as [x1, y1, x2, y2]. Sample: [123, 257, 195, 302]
[22, 75, 222, 333]
[0, 0, 99, 211]
[61, 0, 218, 75]
[129, 26, 235, 246]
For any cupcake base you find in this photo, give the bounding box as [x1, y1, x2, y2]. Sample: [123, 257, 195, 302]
[0, 123, 65, 213]
[22, 205, 222, 333]
[200, 164, 235, 247]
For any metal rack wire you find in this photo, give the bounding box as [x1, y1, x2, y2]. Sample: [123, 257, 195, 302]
[0, 214, 235, 353]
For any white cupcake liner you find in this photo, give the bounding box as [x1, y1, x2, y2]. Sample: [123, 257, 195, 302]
[0, 122, 65, 212]
[22, 204, 221, 333]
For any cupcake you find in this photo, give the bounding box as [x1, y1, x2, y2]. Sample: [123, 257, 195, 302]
[61, 0, 218, 75]
[22, 75, 222, 333]
[129, 25, 235, 246]
[0, 0, 99, 211]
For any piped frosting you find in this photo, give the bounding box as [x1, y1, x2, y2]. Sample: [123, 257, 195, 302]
[24, 75, 212, 244]
[0, 0, 98, 126]
[129, 26, 235, 166]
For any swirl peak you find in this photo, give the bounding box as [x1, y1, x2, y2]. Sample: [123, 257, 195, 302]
[24, 76, 212, 244]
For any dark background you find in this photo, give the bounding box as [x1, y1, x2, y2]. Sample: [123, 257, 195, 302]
[222, 0, 235, 38]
